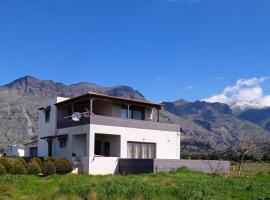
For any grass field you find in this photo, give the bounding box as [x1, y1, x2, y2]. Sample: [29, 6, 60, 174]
[0, 163, 269, 200]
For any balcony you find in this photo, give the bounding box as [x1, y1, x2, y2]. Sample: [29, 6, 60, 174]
[57, 117, 90, 129]
[57, 115, 179, 132]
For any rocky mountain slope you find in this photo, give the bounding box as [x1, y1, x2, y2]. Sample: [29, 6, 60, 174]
[0, 76, 145, 146]
[0, 76, 269, 154]
[238, 108, 270, 132]
[161, 100, 270, 154]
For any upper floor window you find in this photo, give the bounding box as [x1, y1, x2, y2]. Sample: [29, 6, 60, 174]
[130, 105, 145, 120]
[45, 109, 50, 123]
[121, 105, 128, 119]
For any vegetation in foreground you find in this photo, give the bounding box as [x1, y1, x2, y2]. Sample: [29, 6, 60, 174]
[0, 164, 269, 200]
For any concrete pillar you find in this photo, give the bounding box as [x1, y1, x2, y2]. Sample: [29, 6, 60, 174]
[120, 133, 127, 158]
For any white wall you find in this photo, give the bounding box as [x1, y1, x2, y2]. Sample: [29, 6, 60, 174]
[37, 97, 69, 157]
[72, 134, 87, 157]
[86, 124, 180, 174]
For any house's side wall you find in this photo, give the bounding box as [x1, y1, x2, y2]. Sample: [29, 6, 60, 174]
[37, 97, 68, 157]
[90, 124, 181, 160]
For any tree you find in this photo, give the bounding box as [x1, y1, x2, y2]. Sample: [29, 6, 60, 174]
[230, 133, 269, 175]
[220, 129, 269, 175]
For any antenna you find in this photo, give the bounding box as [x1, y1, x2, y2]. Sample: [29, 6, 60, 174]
[71, 112, 81, 121]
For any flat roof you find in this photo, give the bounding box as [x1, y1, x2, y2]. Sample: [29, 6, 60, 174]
[55, 92, 163, 108]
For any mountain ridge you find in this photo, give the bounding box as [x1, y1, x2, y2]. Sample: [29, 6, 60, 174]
[0, 76, 269, 154]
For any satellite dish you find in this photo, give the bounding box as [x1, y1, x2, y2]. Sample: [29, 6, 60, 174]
[72, 112, 81, 121]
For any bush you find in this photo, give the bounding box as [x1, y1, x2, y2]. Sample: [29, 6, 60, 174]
[56, 157, 73, 175]
[15, 157, 27, 168]
[0, 163, 7, 175]
[42, 161, 56, 176]
[10, 160, 27, 174]
[0, 157, 12, 173]
[30, 157, 43, 169]
[43, 157, 57, 165]
[27, 160, 41, 175]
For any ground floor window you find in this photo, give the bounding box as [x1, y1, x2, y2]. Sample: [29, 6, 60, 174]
[127, 142, 156, 159]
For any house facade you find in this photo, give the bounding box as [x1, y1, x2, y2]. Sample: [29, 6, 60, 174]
[37, 92, 181, 174]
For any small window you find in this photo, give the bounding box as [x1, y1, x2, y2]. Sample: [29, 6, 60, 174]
[45, 109, 50, 123]
[59, 137, 67, 148]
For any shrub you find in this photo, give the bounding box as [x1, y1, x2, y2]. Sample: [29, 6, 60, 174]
[15, 157, 27, 168]
[0, 157, 12, 173]
[0, 163, 7, 175]
[43, 157, 57, 165]
[56, 157, 73, 175]
[27, 160, 41, 175]
[10, 160, 27, 174]
[30, 157, 43, 169]
[42, 161, 56, 176]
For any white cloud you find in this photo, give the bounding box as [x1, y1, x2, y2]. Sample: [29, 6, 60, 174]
[186, 85, 194, 90]
[204, 77, 270, 111]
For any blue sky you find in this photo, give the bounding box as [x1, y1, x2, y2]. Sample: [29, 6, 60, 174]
[0, 0, 270, 102]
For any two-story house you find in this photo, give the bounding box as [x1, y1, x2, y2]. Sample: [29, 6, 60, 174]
[37, 92, 181, 174]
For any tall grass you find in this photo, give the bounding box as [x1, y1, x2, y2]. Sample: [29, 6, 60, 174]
[0, 166, 269, 200]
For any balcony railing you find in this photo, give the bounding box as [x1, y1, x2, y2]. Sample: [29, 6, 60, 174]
[57, 115, 179, 132]
[57, 117, 90, 129]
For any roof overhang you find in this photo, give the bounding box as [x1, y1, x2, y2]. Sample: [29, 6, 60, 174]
[55, 92, 163, 109]
[38, 106, 51, 111]
[24, 139, 38, 146]
[40, 134, 68, 140]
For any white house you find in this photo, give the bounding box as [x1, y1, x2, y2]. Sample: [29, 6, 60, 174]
[4, 145, 25, 157]
[37, 92, 181, 174]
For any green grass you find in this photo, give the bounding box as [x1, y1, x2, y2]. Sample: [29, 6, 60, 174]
[0, 166, 270, 200]
[231, 162, 270, 176]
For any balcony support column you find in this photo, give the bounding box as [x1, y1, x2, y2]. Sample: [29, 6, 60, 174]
[90, 99, 93, 115]
[127, 104, 130, 119]
[157, 108, 160, 122]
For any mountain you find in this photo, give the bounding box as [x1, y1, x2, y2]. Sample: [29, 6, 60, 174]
[238, 107, 270, 132]
[161, 100, 270, 154]
[0, 76, 269, 155]
[0, 76, 145, 147]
